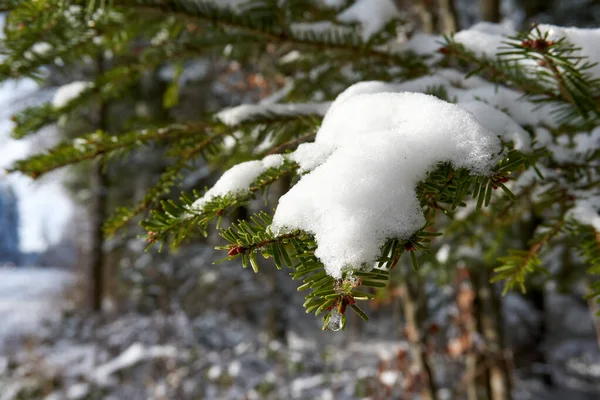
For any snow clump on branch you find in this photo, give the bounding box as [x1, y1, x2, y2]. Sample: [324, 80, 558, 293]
[270, 90, 504, 279]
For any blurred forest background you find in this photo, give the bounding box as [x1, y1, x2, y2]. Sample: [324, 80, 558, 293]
[0, 0, 600, 399]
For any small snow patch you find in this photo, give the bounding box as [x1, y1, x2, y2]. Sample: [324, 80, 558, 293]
[337, 0, 401, 41]
[190, 154, 284, 211]
[216, 103, 328, 126]
[52, 81, 93, 109]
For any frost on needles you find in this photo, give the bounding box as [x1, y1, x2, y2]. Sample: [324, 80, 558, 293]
[270, 91, 504, 279]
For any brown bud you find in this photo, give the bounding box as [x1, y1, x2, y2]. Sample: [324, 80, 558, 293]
[228, 246, 244, 256]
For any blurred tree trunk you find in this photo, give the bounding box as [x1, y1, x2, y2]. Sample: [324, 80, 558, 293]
[415, 0, 439, 34]
[476, 266, 512, 400]
[480, 0, 501, 22]
[399, 268, 437, 400]
[439, 0, 459, 32]
[265, 176, 292, 342]
[90, 53, 109, 312]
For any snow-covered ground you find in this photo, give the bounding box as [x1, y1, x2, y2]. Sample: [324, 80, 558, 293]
[0, 267, 72, 352]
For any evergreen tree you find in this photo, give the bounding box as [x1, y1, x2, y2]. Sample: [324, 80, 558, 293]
[2, 1, 600, 398]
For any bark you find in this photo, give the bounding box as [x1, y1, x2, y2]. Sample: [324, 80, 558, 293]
[438, 0, 459, 33]
[89, 159, 108, 312]
[90, 53, 109, 312]
[265, 176, 292, 342]
[399, 270, 437, 400]
[415, 0, 439, 34]
[477, 266, 512, 400]
[588, 297, 600, 348]
[480, 0, 501, 23]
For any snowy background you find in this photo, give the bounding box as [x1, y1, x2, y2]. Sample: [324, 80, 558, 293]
[0, 80, 73, 253]
[1, 1, 600, 399]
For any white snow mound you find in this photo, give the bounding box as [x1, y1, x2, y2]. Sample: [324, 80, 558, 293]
[271, 91, 502, 278]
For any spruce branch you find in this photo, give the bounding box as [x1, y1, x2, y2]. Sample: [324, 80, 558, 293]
[492, 218, 565, 293]
[7, 123, 206, 179]
[114, 0, 428, 72]
[443, 28, 600, 123]
[216, 211, 389, 329]
[103, 158, 188, 236]
[141, 159, 297, 245]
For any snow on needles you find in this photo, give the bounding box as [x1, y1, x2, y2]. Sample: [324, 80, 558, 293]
[216, 103, 329, 126]
[537, 24, 600, 78]
[190, 155, 284, 211]
[52, 81, 93, 109]
[337, 0, 401, 41]
[271, 91, 502, 279]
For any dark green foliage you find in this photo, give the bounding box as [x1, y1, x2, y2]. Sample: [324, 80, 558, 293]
[3, 0, 600, 326]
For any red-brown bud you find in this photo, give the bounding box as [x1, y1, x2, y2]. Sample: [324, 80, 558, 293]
[228, 246, 244, 256]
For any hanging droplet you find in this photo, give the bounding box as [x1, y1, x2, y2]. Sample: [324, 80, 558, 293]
[327, 310, 343, 331]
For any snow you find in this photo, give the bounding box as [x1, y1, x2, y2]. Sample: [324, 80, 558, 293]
[52, 81, 93, 109]
[291, 21, 353, 38]
[534, 126, 554, 148]
[289, 142, 333, 172]
[0, 267, 72, 351]
[321, 0, 345, 7]
[457, 100, 532, 151]
[454, 85, 555, 127]
[216, 103, 329, 126]
[92, 343, 179, 386]
[397, 33, 444, 65]
[453, 21, 515, 58]
[228, 360, 241, 377]
[261, 154, 285, 169]
[379, 370, 399, 386]
[0, 79, 73, 252]
[568, 197, 600, 231]
[450, 23, 600, 81]
[271, 91, 502, 278]
[436, 244, 451, 264]
[207, 364, 222, 381]
[24, 42, 52, 60]
[437, 68, 489, 89]
[159, 60, 210, 84]
[280, 50, 302, 64]
[401, 33, 443, 56]
[550, 129, 600, 163]
[190, 155, 284, 211]
[325, 72, 552, 133]
[66, 383, 90, 400]
[304, 78, 534, 150]
[337, 0, 401, 41]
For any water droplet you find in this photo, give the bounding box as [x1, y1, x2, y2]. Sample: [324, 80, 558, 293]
[327, 310, 343, 331]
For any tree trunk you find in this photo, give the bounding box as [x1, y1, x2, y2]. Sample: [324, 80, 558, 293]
[439, 0, 459, 33]
[90, 53, 109, 312]
[89, 161, 108, 312]
[415, 0, 439, 34]
[399, 269, 437, 400]
[477, 266, 512, 400]
[480, 0, 501, 22]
